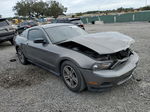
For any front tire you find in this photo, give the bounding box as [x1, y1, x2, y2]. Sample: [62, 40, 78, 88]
[61, 61, 85, 92]
[17, 47, 28, 65]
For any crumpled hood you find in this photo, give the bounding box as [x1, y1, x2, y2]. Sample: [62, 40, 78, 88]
[66, 32, 135, 54]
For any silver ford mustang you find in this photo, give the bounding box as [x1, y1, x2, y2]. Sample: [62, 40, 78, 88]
[14, 23, 139, 92]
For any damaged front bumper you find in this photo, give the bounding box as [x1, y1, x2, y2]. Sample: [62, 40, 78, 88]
[80, 52, 139, 92]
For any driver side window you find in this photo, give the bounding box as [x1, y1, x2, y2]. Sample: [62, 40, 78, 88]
[28, 29, 45, 41]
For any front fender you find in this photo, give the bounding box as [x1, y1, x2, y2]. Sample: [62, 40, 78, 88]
[55, 52, 96, 74]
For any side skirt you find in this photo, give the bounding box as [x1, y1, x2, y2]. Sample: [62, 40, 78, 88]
[27, 59, 60, 76]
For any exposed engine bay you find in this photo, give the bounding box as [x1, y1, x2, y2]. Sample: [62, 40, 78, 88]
[58, 41, 132, 62]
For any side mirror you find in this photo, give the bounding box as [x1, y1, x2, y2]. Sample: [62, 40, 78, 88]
[33, 38, 47, 44]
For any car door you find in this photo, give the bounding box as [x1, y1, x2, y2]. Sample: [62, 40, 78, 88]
[26, 28, 58, 70]
[0, 19, 12, 39]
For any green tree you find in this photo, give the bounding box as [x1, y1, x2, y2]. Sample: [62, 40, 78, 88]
[13, 0, 67, 18]
[140, 6, 150, 10]
[32, 1, 48, 17]
[13, 0, 35, 17]
[46, 0, 67, 18]
[76, 12, 83, 16]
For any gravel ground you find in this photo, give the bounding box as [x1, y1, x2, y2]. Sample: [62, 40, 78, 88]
[0, 22, 150, 112]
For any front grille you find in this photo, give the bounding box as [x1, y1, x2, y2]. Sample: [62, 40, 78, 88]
[110, 48, 132, 69]
[111, 48, 132, 60]
[117, 70, 133, 85]
[95, 48, 132, 68]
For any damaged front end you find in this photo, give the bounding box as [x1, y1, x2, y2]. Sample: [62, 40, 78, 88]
[92, 48, 132, 70]
[58, 41, 132, 70]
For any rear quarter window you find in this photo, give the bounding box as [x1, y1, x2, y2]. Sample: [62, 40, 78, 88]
[20, 30, 27, 38]
[28, 29, 45, 41]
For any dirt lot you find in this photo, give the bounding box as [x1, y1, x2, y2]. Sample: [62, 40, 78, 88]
[0, 22, 150, 112]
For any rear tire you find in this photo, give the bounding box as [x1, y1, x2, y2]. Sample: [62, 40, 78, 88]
[17, 47, 28, 65]
[61, 61, 85, 92]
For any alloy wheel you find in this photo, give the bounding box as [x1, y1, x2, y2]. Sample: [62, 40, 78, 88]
[63, 65, 78, 88]
[17, 49, 25, 63]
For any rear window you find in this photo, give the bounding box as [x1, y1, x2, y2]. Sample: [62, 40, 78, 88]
[0, 20, 9, 27]
[20, 21, 37, 26]
[28, 22, 37, 26]
[56, 19, 70, 23]
[20, 22, 28, 26]
[70, 19, 83, 24]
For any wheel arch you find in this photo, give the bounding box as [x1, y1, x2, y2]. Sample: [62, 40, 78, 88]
[57, 58, 81, 76]
[58, 58, 87, 91]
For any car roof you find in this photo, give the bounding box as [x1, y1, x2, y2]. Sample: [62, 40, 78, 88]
[56, 18, 80, 21]
[0, 18, 7, 21]
[68, 18, 80, 21]
[34, 23, 74, 29]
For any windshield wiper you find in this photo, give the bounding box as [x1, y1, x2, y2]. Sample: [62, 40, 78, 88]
[53, 39, 67, 44]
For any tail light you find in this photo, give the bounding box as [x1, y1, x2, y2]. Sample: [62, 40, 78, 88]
[79, 24, 84, 27]
[26, 25, 31, 28]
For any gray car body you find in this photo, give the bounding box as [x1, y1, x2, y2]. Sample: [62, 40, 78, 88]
[0, 19, 15, 43]
[15, 23, 139, 91]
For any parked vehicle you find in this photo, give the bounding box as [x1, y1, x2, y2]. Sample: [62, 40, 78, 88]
[53, 18, 85, 30]
[14, 23, 139, 92]
[0, 18, 16, 44]
[17, 21, 38, 34]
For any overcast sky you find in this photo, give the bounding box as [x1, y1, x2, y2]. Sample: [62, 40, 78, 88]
[0, 0, 150, 17]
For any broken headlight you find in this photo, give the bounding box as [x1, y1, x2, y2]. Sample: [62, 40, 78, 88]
[92, 61, 113, 70]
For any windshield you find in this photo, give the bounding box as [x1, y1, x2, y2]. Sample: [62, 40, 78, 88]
[45, 25, 87, 43]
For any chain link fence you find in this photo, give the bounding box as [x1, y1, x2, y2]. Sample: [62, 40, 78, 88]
[81, 10, 150, 24]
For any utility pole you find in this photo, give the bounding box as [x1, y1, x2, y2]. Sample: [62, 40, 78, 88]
[145, 0, 147, 6]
